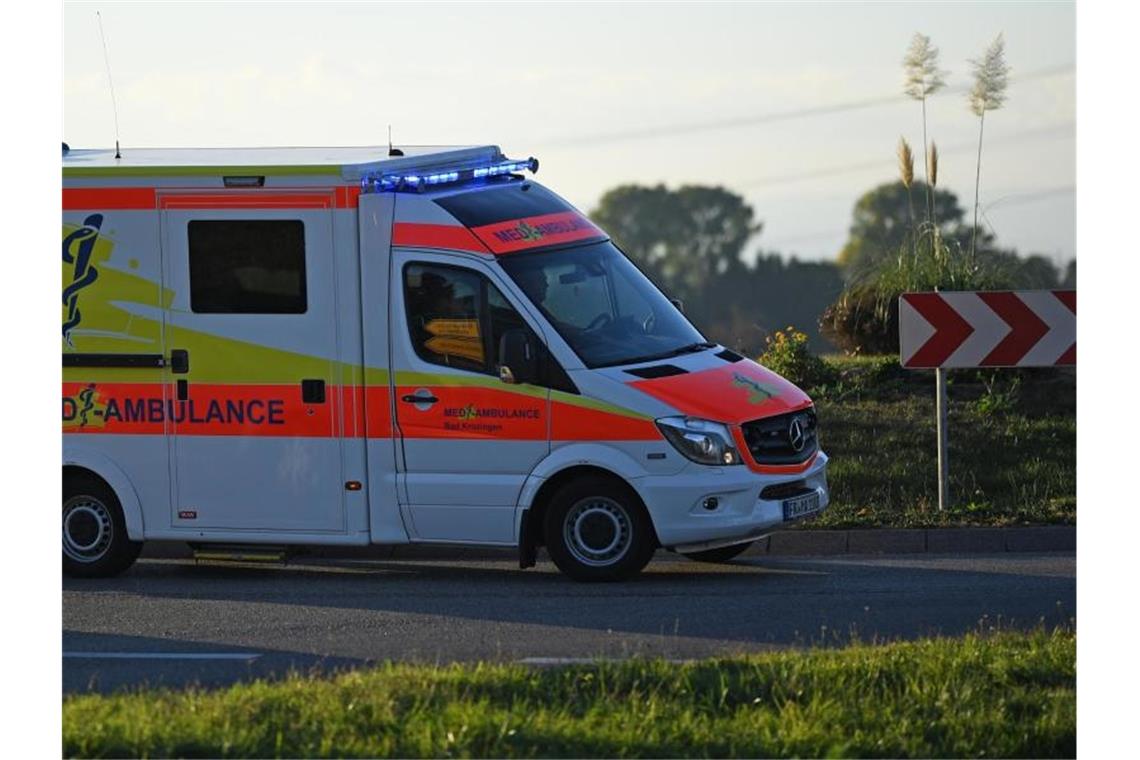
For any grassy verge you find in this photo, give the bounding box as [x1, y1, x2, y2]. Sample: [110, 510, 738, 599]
[64, 629, 1074, 758]
[807, 357, 1075, 528]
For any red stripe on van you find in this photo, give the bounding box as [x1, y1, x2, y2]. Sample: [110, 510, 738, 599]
[62, 382, 391, 438]
[334, 186, 361, 208]
[393, 385, 546, 440]
[392, 223, 490, 254]
[63, 187, 360, 211]
[62, 382, 658, 443]
[158, 192, 335, 209]
[470, 211, 605, 254]
[551, 402, 660, 441]
[63, 188, 157, 210]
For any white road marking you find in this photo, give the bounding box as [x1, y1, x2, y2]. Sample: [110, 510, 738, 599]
[63, 651, 261, 661]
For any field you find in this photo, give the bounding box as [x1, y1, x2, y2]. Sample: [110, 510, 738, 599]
[807, 357, 1075, 528]
[63, 628, 1075, 758]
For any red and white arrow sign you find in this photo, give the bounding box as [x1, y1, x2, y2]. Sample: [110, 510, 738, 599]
[899, 290, 1075, 368]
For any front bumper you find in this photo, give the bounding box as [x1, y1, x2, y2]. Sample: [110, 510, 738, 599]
[633, 451, 829, 549]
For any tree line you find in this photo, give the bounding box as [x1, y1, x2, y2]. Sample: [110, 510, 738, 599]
[591, 182, 1074, 356]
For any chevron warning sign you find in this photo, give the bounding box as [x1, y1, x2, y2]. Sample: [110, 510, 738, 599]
[899, 290, 1075, 369]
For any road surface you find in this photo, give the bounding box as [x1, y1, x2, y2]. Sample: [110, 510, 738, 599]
[63, 551, 1075, 693]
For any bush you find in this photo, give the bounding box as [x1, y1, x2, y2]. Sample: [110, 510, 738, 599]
[974, 373, 1022, 416]
[821, 232, 1019, 355]
[758, 327, 838, 391]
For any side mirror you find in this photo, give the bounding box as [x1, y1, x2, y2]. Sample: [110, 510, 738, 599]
[670, 298, 684, 313]
[498, 329, 538, 385]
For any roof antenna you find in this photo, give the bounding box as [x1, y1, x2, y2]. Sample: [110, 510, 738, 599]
[388, 125, 403, 157]
[96, 11, 122, 159]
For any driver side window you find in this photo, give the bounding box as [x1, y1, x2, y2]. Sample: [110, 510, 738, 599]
[403, 262, 537, 378]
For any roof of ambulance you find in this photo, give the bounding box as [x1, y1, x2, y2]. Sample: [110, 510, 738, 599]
[62, 144, 504, 178]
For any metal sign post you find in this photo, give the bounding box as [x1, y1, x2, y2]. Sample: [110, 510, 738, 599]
[898, 290, 1076, 512]
[935, 366, 949, 510]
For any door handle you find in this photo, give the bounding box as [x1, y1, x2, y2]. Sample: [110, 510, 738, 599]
[401, 393, 439, 404]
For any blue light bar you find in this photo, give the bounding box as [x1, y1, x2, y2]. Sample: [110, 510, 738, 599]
[363, 156, 538, 193]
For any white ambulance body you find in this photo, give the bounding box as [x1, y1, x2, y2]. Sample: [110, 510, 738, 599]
[62, 144, 829, 581]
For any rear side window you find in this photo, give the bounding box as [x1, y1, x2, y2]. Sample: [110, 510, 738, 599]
[188, 220, 307, 314]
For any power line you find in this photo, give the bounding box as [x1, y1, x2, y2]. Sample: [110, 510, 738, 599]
[738, 122, 1074, 189]
[762, 185, 1075, 253]
[539, 64, 1073, 149]
[983, 185, 1075, 211]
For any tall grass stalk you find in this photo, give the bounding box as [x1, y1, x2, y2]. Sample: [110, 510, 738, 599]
[897, 137, 916, 259]
[968, 33, 1010, 259]
[903, 33, 947, 224]
[928, 141, 941, 257]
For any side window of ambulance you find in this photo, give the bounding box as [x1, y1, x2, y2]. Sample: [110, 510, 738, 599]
[404, 265, 486, 373]
[486, 284, 529, 358]
[403, 263, 554, 384]
[403, 263, 574, 391]
[188, 220, 307, 314]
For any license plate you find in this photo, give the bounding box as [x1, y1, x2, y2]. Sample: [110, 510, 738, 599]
[782, 492, 821, 521]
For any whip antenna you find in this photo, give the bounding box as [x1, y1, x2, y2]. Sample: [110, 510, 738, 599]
[388, 124, 403, 156]
[96, 11, 122, 159]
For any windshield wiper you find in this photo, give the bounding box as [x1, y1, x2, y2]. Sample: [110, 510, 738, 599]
[601, 342, 717, 369]
[665, 341, 717, 357]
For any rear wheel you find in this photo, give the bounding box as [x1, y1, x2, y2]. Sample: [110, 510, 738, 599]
[63, 474, 142, 578]
[681, 541, 754, 564]
[543, 475, 656, 582]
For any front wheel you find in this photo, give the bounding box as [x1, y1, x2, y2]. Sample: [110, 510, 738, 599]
[681, 541, 754, 564]
[63, 474, 142, 578]
[543, 476, 657, 582]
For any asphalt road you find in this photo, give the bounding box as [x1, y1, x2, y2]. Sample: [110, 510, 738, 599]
[63, 551, 1075, 694]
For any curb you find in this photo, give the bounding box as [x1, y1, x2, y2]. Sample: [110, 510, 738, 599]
[141, 526, 1075, 561]
[752, 525, 1074, 557]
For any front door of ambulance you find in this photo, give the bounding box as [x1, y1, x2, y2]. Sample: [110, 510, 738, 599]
[160, 193, 345, 533]
[392, 252, 550, 544]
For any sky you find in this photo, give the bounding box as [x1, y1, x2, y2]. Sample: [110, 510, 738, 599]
[62, 1, 1076, 266]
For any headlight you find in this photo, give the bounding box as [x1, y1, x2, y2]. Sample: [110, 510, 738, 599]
[655, 416, 743, 466]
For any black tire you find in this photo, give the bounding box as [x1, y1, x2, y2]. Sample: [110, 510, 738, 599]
[543, 475, 657, 582]
[63, 473, 142, 578]
[681, 541, 754, 564]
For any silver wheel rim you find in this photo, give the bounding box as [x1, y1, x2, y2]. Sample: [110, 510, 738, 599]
[63, 496, 113, 563]
[563, 497, 632, 567]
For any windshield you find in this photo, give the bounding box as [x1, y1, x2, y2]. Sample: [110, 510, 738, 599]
[499, 240, 709, 368]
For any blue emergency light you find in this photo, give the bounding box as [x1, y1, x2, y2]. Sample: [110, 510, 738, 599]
[363, 156, 539, 193]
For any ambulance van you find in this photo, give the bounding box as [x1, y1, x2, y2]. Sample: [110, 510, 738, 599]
[62, 144, 829, 581]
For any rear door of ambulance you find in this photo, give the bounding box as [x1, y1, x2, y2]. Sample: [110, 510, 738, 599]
[159, 190, 347, 534]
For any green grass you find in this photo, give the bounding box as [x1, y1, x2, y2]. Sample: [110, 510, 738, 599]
[63, 628, 1075, 758]
[805, 358, 1075, 528]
